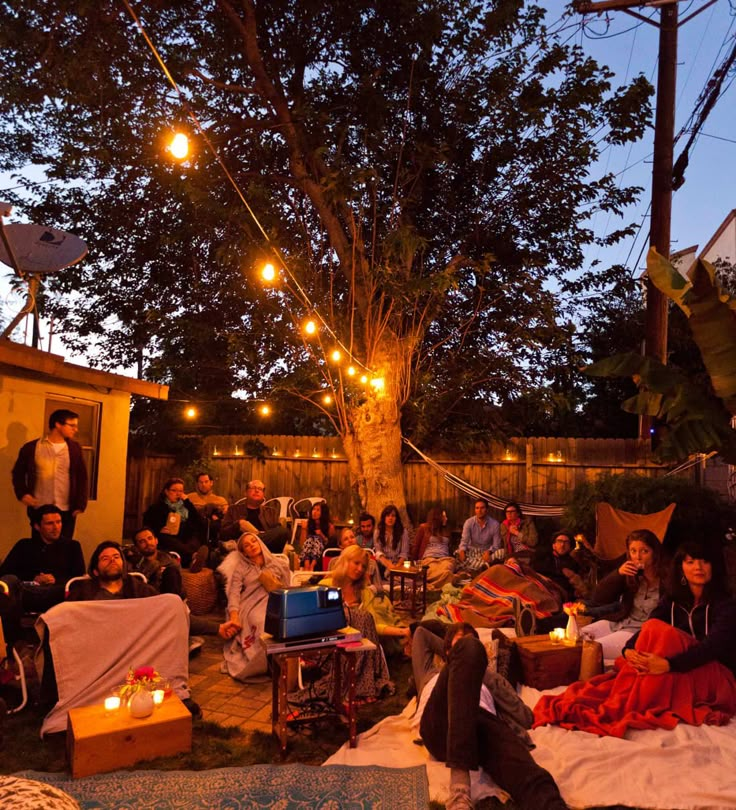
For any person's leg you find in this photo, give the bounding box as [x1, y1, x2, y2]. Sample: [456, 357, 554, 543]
[478, 711, 567, 810]
[411, 625, 444, 697]
[420, 634, 487, 768]
[60, 510, 76, 539]
[260, 526, 289, 554]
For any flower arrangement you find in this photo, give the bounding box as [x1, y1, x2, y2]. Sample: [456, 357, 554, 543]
[563, 601, 586, 617]
[119, 665, 160, 701]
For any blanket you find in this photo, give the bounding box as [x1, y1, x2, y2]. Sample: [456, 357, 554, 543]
[38, 594, 191, 735]
[440, 560, 564, 627]
[326, 683, 736, 809]
[533, 619, 736, 737]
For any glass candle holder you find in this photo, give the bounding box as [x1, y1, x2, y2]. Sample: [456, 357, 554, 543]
[104, 694, 121, 714]
[152, 689, 165, 707]
[403, 560, 411, 569]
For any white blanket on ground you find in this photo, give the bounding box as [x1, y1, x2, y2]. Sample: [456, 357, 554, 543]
[38, 594, 191, 736]
[324, 683, 736, 809]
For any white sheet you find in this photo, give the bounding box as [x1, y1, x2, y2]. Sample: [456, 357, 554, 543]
[325, 681, 736, 809]
[38, 594, 191, 736]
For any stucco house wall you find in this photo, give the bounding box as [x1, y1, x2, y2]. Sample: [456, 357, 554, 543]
[0, 342, 167, 566]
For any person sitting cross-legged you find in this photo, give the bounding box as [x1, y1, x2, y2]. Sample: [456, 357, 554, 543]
[412, 622, 567, 810]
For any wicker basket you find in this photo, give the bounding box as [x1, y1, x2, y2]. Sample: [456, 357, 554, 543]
[181, 568, 217, 615]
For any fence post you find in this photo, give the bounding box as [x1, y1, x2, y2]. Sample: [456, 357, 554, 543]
[525, 442, 534, 503]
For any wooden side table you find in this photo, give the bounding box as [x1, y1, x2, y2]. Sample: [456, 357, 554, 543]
[263, 634, 376, 756]
[388, 564, 428, 617]
[511, 634, 583, 689]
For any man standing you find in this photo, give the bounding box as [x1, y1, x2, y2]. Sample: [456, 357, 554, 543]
[12, 409, 88, 538]
[413, 623, 567, 810]
[220, 479, 289, 553]
[186, 472, 229, 545]
[0, 505, 85, 648]
[356, 513, 376, 549]
[457, 499, 502, 573]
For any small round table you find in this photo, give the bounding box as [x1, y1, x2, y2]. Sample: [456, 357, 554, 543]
[388, 564, 429, 617]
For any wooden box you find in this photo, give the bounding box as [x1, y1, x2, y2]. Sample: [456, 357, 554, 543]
[67, 695, 192, 778]
[512, 634, 583, 690]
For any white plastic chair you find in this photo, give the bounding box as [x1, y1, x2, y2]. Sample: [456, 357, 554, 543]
[290, 496, 326, 519]
[65, 571, 147, 598]
[264, 496, 295, 523]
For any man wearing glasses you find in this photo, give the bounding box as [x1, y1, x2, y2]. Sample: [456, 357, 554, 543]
[220, 479, 289, 553]
[12, 409, 89, 538]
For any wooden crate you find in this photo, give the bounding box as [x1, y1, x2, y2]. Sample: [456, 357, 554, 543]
[67, 695, 192, 778]
[512, 635, 583, 690]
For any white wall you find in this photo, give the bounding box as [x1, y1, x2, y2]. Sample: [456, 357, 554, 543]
[0, 373, 131, 566]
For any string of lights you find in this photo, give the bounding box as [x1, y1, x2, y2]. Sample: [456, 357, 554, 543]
[119, 0, 375, 409]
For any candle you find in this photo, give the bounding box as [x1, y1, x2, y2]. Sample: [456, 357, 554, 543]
[104, 695, 121, 713]
[549, 628, 565, 644]
[403, 560, 411, 569]
[152, 689, 165, 706]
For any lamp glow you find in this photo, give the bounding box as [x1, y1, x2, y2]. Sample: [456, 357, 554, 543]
[330, 349, 341, 363]
[347, 366, 356, 376]
[168, 132, 189, 159]
[304, 320, 317, 336]
[185, 406, 197, 419]
[104, 695, 121, 713]
[262, 263, 276, 282]
[370, 377, 385, 391]
[360, 374, 368, 384]
[323, 394, 332, 405]
[260, 404, 271, 417]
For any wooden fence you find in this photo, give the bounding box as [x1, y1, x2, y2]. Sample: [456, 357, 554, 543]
[123, 434, 687, 537]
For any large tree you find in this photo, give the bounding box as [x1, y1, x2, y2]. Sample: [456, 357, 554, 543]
[0, 1, 651, 517]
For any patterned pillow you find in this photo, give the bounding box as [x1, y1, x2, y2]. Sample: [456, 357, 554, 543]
[0, 777, 80, 810]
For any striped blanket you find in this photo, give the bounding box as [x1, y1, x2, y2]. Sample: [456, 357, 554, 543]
[440, 561, 565, 627]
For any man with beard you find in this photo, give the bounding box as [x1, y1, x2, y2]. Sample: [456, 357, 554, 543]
[67, 542, 156, 601]
[130, 528, 184, 597]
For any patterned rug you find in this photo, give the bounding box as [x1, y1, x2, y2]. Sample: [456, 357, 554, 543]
[16, 764, 429, 809]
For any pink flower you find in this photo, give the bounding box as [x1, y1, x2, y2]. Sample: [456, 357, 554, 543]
[133, 666, 156, 681]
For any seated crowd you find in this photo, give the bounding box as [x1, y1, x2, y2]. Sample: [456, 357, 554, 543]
[2, 480, 736, 810]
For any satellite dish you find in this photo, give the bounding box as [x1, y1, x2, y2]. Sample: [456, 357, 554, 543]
[0, 223, 88, 275]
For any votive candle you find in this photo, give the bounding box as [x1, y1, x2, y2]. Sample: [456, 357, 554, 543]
[152, 689, 165, 706]
[104, 695, 121, 713]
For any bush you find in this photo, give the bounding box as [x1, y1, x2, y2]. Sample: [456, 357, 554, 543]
[562, 473, 736, 556]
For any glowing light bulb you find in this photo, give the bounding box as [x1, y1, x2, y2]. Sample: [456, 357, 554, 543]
[184, 406, 197, 419]
[347, 366, 356, 377]
[260, 404, 271, 416]
[330, 349, 341, 363]
[370, 377, 385, 390]
[323, 394, 332, 405]
[262, 263, 276, 282]
[304, 320, 317, 336]
[169, 132, 189, 159]
[360, 374, 368, 384]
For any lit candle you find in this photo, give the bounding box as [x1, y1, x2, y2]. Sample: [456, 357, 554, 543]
[549, 628, 565, 644]
[104, 695, 121, 713]
[403, 560, 411, 569]
[152, 689, 165, 707]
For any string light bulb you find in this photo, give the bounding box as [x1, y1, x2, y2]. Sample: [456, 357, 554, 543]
[323, 393, 332, 405]
[347, 366, 356, 377]
[184, 406, 197, 419]
[304, 319, 317, 336]
[261, 262, 276, 282]
[360, 374, 368, 384]
[168, 132, 189, 160]
[330, 349, 341, 363]
[370, 377, 385, 391]
[259, 404, 271, 416]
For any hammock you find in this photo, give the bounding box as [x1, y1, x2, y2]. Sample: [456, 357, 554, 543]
[402, 438, 564, 518]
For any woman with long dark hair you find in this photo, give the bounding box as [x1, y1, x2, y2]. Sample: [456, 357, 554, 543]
[412, 506, 456, 589]
[500, 501, 538, 565]
[373, 505, 410, 569]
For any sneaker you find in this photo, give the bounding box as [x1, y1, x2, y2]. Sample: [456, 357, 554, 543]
[446, 783, 474, 810]
[188, 636, 205, 656]
[182, 697, 202, 718]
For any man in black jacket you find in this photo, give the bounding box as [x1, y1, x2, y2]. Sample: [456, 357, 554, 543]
[11, 409, 88, 538]
[0, 505, 85, 648]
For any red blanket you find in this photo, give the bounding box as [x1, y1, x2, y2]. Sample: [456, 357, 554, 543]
[533, 619, 736, 737]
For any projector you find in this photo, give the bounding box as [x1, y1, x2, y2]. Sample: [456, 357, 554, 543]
[264, 585, 345, 641]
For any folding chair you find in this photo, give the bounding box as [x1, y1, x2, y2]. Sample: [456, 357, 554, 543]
[290, 497, 326, 520]
[0, 580, 29, 713]
[264, 496, 295, 524]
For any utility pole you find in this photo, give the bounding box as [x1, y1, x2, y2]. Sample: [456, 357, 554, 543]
[573, 0, 715, 440]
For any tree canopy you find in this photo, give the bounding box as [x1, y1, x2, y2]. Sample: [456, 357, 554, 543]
[0, 0, 653, 511]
